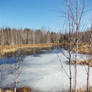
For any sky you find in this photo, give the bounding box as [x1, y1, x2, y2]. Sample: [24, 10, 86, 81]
[0, 0, 92, 32]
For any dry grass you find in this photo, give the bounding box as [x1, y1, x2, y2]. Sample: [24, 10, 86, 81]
[0, 42, 91, 57]
[0, 86, 92, 92]
[72, 42, 92, 54]
[69, 42, 92, 66]
[71, 59, 92, 66]
[66, 87, 92, 92]
[78, 59, 92, 66]
[0, 43, 62, 57]
[0, 87, 31, 92]
[63, 42, 92, 54]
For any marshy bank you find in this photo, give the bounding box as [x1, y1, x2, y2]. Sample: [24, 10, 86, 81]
[0, 43, 62, 58]
[0, 47, 59, 65]
[0, 42, 91, 58]
[0, 87, 32, 92]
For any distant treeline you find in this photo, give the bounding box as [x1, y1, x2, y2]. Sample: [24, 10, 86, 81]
[61, 29, 92, 44]
[0, 27, 91, 45]
[0, 28, 62, 45]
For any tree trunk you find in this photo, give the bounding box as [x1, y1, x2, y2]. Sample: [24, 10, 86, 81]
[69, 57, 72, 92]
[14, 87, 16, 92]
[75, 38, 78, 92]
[87, 62, 90, 92]
[69, 40, 72, 92]
[75, 0, 79, 90]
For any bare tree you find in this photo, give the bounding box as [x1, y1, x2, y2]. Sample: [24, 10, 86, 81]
[87, 32, 92, 92]
[64, 0, 87, 91]
[87, 60, 90, 92]
[14, 51, 24, 92]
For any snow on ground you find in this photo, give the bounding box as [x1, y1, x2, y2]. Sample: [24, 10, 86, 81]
[0, 49, 91, 92]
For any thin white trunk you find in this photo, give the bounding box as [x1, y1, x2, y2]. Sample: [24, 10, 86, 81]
[15, 57, 18, 92]
[69, 57, 72, 92]
[75, 38, 78, 92]
[75, 0, 78, 91]
[69, 39, 72, 92]
[14, 87, 16, 92]
[87, 62, 90, 92]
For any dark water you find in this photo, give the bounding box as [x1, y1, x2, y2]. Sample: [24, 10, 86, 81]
[0, 56, 24, 65]
[0, 46, 60, 65]
[0, 48, 55, 65]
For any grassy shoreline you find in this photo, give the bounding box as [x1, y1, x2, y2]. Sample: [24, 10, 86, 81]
[1, 87, 92, 92]
[0, 42, 92, 66]
[0, 43, 62, 57]
[65, 87, 92, 92]
[0, 87, 32, 92]
[72, 43, 92, 54]
[0, 42, 91, 57]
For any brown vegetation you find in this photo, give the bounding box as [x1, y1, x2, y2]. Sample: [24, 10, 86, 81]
[71, 58, 92, 66]
[0, 87, 31, 92]
[0, 43, 62, 57]
[64, 87, 92, 92]
[72, 43, 92, 54]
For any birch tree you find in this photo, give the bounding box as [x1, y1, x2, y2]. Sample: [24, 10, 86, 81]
[14, 51, 24, 92]
[87, 32, 92, 92]
[64, 0, 87, 91]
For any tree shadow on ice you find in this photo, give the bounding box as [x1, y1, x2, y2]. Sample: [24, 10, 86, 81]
[32, 54, 41, 57]
[0, 56, 24, 65]
[65, 60, 70, 65]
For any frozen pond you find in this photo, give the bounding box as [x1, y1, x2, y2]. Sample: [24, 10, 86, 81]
[0, 49, 91, 92]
